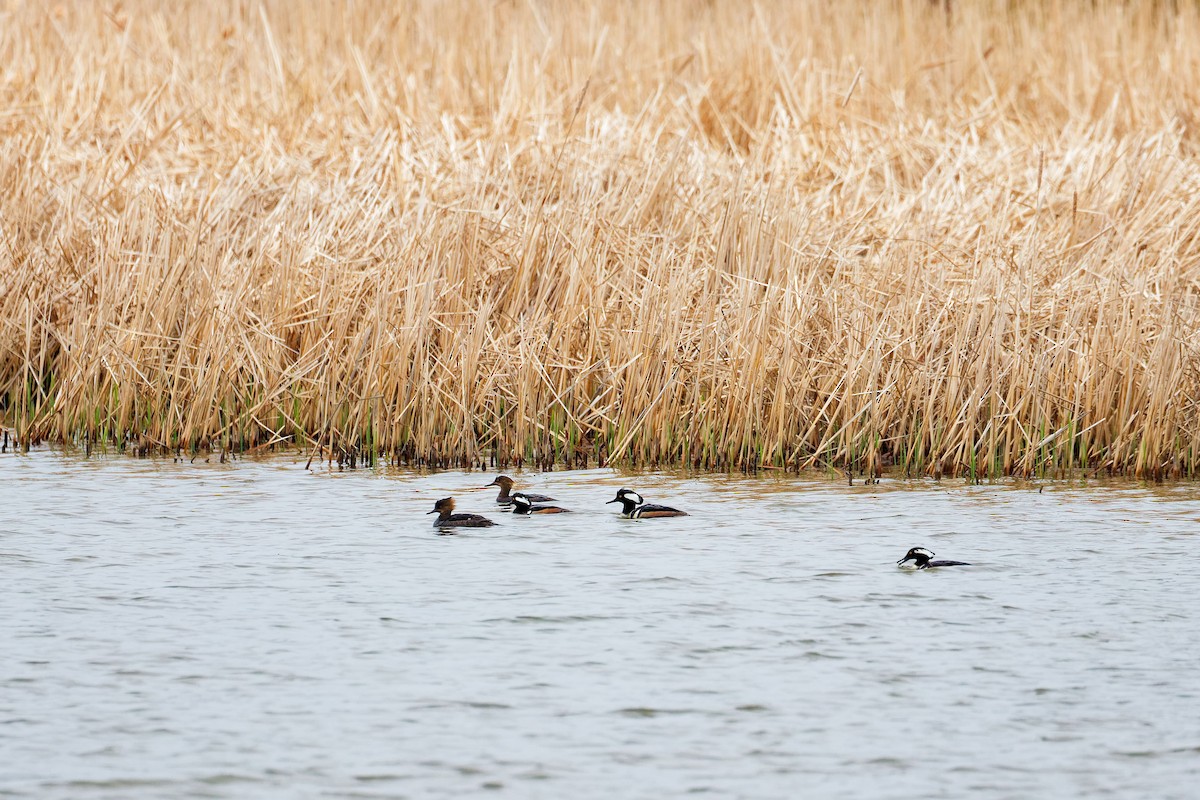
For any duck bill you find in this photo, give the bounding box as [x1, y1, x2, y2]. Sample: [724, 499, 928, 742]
[426, 509, 438, 515]
[896, 557, 911, 565]
[604, 498, 620, 504]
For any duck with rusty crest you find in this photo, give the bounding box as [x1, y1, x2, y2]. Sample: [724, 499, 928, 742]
[427, 497, 496, 529]
[605, 488, 687, 519]
[482, 475, 556, 507]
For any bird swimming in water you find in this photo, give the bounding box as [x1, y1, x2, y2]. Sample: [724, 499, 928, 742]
[427, 497, 495, 529]
[896, 547, 970, 569]
[482, 475, 555, 507]
[510, 492, 572, 515]
[605, 488, 687, 519]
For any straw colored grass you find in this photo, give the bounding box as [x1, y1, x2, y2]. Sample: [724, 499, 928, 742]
[2, 0, 1200, 477]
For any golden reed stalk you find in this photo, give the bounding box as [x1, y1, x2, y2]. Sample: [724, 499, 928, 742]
[2, 0, 1198, 478]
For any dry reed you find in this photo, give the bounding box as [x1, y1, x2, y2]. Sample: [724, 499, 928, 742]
[2, 0, 1199, 478]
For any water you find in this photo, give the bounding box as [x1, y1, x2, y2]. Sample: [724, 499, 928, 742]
[3, 452, 1200, 799]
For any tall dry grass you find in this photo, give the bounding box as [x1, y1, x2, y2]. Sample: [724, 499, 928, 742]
[2, 0, 1199, 477]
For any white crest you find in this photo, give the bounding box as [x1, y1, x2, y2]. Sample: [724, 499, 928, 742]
[625, 490, 644, 505]
[912, 547, 935, 559]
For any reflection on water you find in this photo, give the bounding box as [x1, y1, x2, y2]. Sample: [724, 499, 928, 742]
[3, 451, 1200, 799]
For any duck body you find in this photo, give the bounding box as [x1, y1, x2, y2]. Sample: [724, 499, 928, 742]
[897, 547, 970, 569]
[510, 492, 571, 515]
[511, 505, 570, 516]
[428, 497, 495, 529]
[605, 488, 687, 519]
[484, 475, 556, 506]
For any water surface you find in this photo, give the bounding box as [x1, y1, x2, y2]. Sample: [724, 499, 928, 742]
[3, 452, 1200, 799]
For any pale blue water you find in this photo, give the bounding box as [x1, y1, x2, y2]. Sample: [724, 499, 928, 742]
[3, 451, 1200, 799]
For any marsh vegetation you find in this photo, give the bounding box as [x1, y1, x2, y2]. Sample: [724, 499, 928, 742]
[2, 1, 1198, 477]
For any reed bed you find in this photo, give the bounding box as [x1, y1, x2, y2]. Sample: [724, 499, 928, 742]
[2, 0, 1200, 478]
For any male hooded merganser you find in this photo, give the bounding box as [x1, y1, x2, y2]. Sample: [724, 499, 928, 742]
[427, 497, 495, 528]
[510, 492, 572, 515]
[605, 488, 687, 519]
[483, 475, 555, 506]
[897, 547, 970, 569]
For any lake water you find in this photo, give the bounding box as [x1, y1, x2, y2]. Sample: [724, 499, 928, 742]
[3, 451, 1200, 799]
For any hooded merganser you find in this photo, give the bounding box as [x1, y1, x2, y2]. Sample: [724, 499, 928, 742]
[605, 488, 687, 519]
[510, 492, 572, 515]
[483, 475, 556, 506]
[427, 497, 495, 528]
[897, 547, 970, 569]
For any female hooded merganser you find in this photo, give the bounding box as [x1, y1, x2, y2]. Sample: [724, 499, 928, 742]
[897, 547, 970, 569]
[510, 492, 572, 515]
[483, 475, 555, 506]
[427, 497, 495, 528]
[605, 488, 687, 519]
